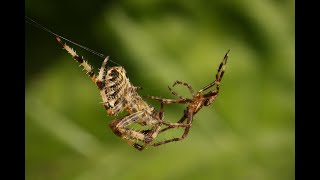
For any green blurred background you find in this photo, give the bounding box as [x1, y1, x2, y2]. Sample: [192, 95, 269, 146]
[25, 0, 294, 180]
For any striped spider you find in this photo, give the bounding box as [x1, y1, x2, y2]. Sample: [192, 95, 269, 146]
[26, 16, 228, 150]
[147, 50, 229, 146]
[55, 36, 189, 151]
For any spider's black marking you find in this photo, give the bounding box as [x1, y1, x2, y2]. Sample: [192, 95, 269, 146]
[110, 69, 119, 80]
[114, 98, 122, 107]
[122, 99, 128, 105]
[110, 84, 117, 90]
[130, 107, 138, 113]
[96, 81, 104, 90]
[133, 143, 143, 151]
[88, 70, 94, 77]
[110, 89, 119, 97]
[74, 55, 84, 63]
[109, 121, 122, 137]
[141, 129, 151, 134]
[103, 104, 109, 110]
[133, 99, 137, 104]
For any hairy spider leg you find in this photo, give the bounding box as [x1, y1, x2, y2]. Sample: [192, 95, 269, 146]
[152, 110, 193, 146]
[158, 49, 229, 131]
[144, 96, 194, 128]
[56, 36, 108, 89]
[56, 36, 96, 81]
[130, 103, 165, 151]
[173, 80, 195, 96]
[198, 50, 229, 93]
[152, 89, 219, 146]
[135, 123, 162, 151]
[56, 36, 115, 112]
[149, 50, 230, 146]
[109, 111, 164, 151]
[166, 80, 195, 100]
[158, 109, 188, 133]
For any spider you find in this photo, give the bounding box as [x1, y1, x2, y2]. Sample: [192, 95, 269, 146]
[146, 50, 230, 146]
[55, 36, 190, 151]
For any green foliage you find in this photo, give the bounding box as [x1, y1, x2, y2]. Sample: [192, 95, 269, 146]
[26, 0, 294, 179]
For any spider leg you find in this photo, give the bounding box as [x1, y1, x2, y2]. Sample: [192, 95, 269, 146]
[137, 123, 162, 151]
[94, 57, 113, 106]
[166, 80, 194, 99]
[156, 102, 190, 128]
[55, 36, 106, 89]
[152, 111, 194, 147]
[198, 50, 230, 93]
[172, 80, 195, 96]
[135, 103, 165, 151]
[144, 96, 191, 128]
[167, 86, 185, 99]
[160, 119, 190, 128]
[139, 103, 191, 149]
[145, 96, 191, 104]
[216, 49, 229, 83]
[56, 37, 120, 116]
[158, 109, 188, 134]
[109, 111, 147, 141]
[96, 56, 109, 87]
[109, 111, 161, 151]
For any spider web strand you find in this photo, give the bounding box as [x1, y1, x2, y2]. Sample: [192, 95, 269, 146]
[25, 16, 121, 66]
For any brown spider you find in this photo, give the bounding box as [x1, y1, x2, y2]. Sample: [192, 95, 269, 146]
[55, 33, 228, 149]
[55, 36, 190, 151]
[146, 50, 230, 146]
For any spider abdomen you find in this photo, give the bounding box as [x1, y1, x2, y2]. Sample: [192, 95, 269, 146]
[102, 66, 156, 118]
[103, 66, 131, 116]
